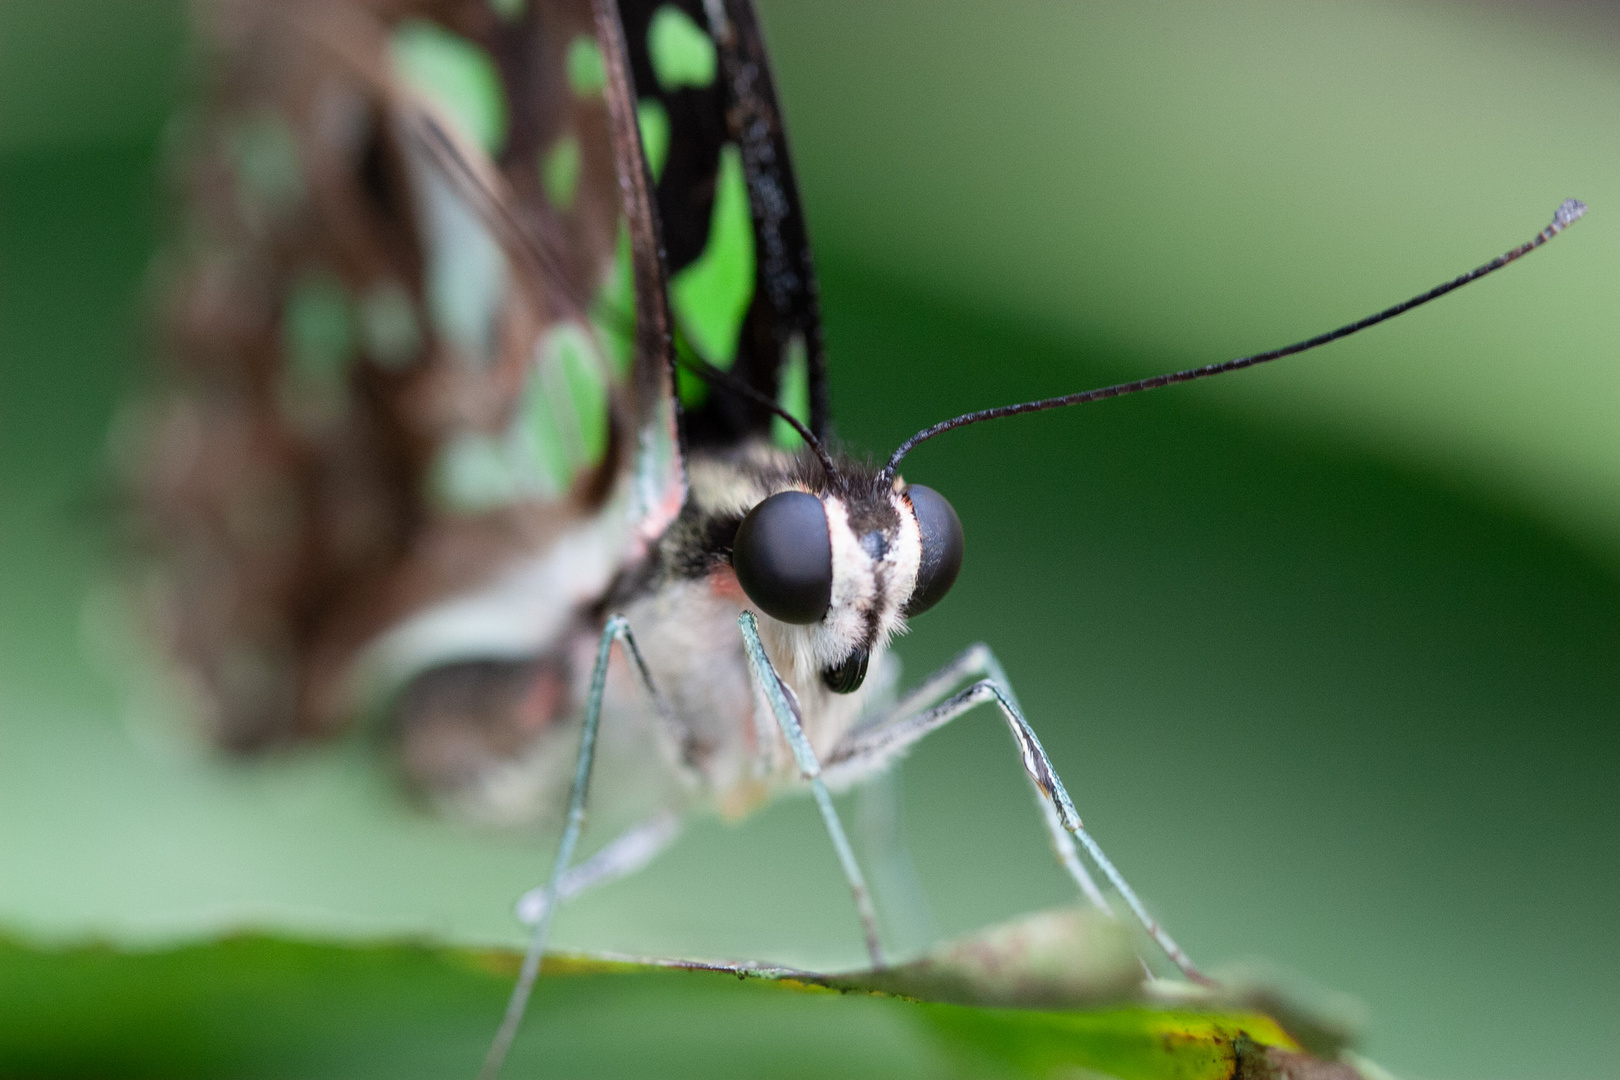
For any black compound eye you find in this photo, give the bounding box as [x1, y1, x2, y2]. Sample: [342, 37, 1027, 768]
[822, 649, 869, 694]
[903, 485, 963, 616]
[731, 490, 833, 624]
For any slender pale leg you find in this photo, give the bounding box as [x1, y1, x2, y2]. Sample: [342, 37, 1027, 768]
[480, 614, 670, 1080]
[514, 812, 682, 925]
[854, 768, 939, 959]
[738, 611, 885, 968]
[826, 643, 1207, 984]
[831, 645, 1107, 916]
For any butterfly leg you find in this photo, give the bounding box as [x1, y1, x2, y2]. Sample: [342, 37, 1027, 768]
[738, 612, 886, 969]
[513, 811, 682, 926]
[481, 613, 664, 1080]
[842, 657, 939, 957]
[824, 643, 1208, 985]
[854, 767, 940, 959]
[831, 644, 1107, 917]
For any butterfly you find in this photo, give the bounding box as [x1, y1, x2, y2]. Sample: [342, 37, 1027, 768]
[134, 0, 1583, 1074]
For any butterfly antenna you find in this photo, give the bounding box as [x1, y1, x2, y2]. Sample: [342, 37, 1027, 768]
[677, 352, 840, 479]
[885, 199, 1587, 476]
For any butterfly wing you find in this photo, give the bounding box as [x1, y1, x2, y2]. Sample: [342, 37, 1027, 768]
[616, 0, 831, 448]
[139, 0, 683, 749]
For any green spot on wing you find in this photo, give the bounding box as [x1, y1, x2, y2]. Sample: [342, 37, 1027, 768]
[488, 0, 525, 21]
[636, 98, 671, 182]
[283, 269, 354, 384]
[670, 143, 755, 367]
[430, 324, 611, 511]
[539, 134, 582, 210]
[416, 163, 507, 365]
[566, 35, 607, 97]
[648, 4, 717, 90]
[359, 280, 421, 369]
[511, 323, 613, 498]
[772, 334, 811, 448]
[590, 222, 635, 377]
[517, 368, 572, 497]
[431, 432, 519, 512]
[225, 110, 303, 217]
[550, 323, 610, 468]
[590, 138, 754, 410]
[389, 20, 508, 156]
[675, 335, 710, 409]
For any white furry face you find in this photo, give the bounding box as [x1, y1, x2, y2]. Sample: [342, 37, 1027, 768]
[687, 450, 923, 675]
[741, 483, 917, 761]
[745, 482, 921, 763]
[815, 491, 921, 668]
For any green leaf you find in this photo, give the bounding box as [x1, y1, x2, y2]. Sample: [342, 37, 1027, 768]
[920, 1005, 1300, 1080]
[0, 926, 1354, 1080]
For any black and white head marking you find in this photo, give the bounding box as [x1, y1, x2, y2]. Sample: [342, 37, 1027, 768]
[657, 446, 960, 695]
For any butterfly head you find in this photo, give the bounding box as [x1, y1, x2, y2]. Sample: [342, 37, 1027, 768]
[730, 471, 962, 695]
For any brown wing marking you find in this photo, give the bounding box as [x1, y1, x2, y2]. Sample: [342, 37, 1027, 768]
[139, 0, 679, 753]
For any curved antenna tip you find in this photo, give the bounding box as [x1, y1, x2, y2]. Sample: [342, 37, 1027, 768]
[884, 200, 1588, 473]
[1554, 199, 1588, 231]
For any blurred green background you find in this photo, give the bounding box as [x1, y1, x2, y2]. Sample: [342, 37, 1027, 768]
[1, 2, 1616, 1078]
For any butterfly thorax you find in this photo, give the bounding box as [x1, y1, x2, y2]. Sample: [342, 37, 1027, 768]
[392, 438, 920, 826]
